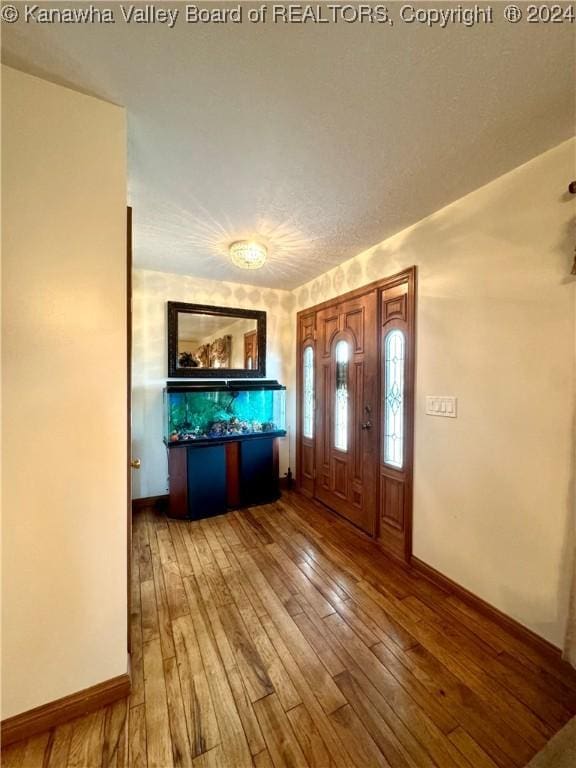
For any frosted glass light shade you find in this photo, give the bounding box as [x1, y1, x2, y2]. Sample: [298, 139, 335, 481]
[229, 240, 267, 270]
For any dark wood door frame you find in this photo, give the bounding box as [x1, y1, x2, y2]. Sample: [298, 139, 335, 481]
[296, 266, 417, 563]
[127, 206, 132, 653]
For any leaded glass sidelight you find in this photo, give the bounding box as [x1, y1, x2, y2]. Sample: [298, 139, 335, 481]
[334, 340, 349, 451]
[383, 329, 405, 468]
[302, 345, 314, 439]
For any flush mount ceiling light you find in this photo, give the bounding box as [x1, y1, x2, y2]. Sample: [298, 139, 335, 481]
[229, 240, 267, 270]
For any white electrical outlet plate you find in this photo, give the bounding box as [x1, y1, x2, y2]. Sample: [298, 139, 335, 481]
[426, 396, 457, 418]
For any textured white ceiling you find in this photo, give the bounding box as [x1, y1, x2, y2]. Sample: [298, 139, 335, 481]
[3, 4, 574, 288]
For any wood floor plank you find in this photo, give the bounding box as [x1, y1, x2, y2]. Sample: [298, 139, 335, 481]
[274, 502, 363, 591]
[155, 525, 189, 621]
[333, 669, 422, 768]
[201, 518, 231, 571]
[190, 744, 229, 768]
[46, 722, 73, 768]
[369, 639, 459, 734]
[448, 726, 500, 768]
[218, 603, 275, 702]
[182, 578, 253, 768]
[235, 547, 347, 715]
[164, 655, 193, 767]
[130, 602, 146, 707]
[140, 580, 160, 645]
[179, 524, 204, 577]
[101, 698, 129, 768]
[4, 498, 576, 768]
[19, 732, 52, 768]
[228, 512, 260, 549]
[169, 521, 195, 578]
[398, 643, 530, 767]
[128, 704, 147, 768]
[221, 565, 301, 710]
[258, 611, 359, 768]
[331, 656, 438, 768]
[339, 587, 419, 652]
[225, 665, 267, 756]
[292, 607, 347, 678]
[444, 594, 576, 689]
[266, 542, 336, 618]
[330, 704, 392, 768]
[193, 572, 238, 671]
[149, 525, 177, 658]
[1, 740, 28, 768]
[226, 546, 269, 619]
[162, 559, 190, 622]
[137, 522, 153, 583]
[261, 511, 352, 607]
[286, 703, 337, 768]
[497, 650, 576, 709]
[218, 517, 244, 549]
[253, 693, 309, 768]
[428, 617, 572, 730]
[172, 613, 220, 758]
[325, 611, 463, 766]
[67, 710, 106, 768]
[403, 596, 573, 732]
[143, 638, 174, 768]
[357, 579, 549, 752]
[240, 508, 274, 545]
[253, 749, 276, 768]
[250, 547, 299, 607]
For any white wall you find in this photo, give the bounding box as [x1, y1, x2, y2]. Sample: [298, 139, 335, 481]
[2, 67, 127, 718]
[292, 139, 576, 648]
[131, 269, 295, 499]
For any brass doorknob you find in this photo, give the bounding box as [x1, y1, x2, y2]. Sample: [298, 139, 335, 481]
[131, 458, 141, 469]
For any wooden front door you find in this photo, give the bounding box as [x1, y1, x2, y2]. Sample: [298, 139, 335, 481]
[296, 267, 416, 562]
[314, 291, 378, 535]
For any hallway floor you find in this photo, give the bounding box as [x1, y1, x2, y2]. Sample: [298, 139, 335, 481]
[3, 492, 576, 767]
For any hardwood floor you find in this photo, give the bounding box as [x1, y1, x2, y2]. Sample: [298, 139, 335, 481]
[3, 491, 576, 767]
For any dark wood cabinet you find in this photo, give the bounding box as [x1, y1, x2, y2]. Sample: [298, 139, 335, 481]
[187, 443, 227, 519]
[167, 435, 280, 519]
[239, 437, 279, 507]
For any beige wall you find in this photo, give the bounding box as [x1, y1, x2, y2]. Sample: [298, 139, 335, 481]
[2, 67, 128, 718]
[131, 269, 295, 499]
[293, 138, 576, 648]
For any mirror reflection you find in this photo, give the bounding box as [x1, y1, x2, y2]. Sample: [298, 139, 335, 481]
[177, 312, 259, 370]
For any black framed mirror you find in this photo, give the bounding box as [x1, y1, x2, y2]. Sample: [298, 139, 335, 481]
[167, 301, 266, 378]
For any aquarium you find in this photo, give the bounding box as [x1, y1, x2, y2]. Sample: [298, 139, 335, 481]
[164, 380, 286, 445]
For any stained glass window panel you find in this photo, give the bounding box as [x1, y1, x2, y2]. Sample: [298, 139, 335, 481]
[302, 346, 314, 439]
[334, 340, 349, 452]
[384, 330, 405, 468]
